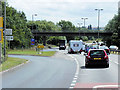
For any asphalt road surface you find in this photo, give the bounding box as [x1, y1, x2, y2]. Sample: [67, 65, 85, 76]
[2, 48, 119, 89]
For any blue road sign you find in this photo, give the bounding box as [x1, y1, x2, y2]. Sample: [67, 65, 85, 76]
[31, 39, 35, 45]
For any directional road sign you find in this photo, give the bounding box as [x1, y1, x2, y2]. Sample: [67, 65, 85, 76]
[6, 29, 12, 35]
[6, 36, 13, 41]
[31, 39, 35, 45]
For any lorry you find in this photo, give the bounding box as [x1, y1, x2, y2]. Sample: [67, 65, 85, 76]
[68, 40, 84, 54]
[59, 40, 67, 50]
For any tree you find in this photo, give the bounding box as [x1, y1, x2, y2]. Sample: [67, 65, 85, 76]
[57, 20, 76, 41]
[103, 8, 120, 48]
[2, 3, 33, 49]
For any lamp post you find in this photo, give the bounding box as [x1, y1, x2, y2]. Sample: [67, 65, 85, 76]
[32, 14, 37, 43]
[77, 23, 82, 39]
[81, 18, 88, 28]
[95, 9, 103, 39]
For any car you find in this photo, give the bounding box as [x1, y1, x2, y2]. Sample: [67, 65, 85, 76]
[85, 49, 109, 68]
[109, 45, 118, 51]
[99, 45, 110, 55]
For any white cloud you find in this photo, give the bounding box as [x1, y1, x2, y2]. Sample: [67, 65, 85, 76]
[7, 0, 119, 27]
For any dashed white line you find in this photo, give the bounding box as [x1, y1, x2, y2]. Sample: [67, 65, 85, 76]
[68, 54, 80, 89]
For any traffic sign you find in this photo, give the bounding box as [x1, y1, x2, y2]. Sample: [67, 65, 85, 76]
[31, 39, 35, 45]
[37, 45, 44, 48]
[6, 36, 13, 41]
[6, 29, 12, 35]
[0, 29, 3, 43]
[0, 17, 3, 28]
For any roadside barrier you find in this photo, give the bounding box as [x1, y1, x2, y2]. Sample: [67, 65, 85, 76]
[110, 50, 120, 54]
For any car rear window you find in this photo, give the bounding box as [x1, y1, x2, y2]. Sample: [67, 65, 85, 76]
[73, 44, 79, 47]
[90, 50, 105, 56]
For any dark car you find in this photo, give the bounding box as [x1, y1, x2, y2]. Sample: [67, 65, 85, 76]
[85, 49, 109, 68]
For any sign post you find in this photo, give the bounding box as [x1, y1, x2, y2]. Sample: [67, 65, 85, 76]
[37, 45, 44, 54]
[0, 16, 3, 64]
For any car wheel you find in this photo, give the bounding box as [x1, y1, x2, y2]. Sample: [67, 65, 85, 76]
[105, 64, 109, 68]
[68, 52, 71, 54]
[85, 64, 89, 68]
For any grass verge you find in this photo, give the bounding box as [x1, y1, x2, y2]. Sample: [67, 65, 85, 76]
[0, 57, 28, 72]
[8, 49, 56, 57]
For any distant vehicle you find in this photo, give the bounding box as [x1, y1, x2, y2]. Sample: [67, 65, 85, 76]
[85, 44, 97, 53]
[59, 40, 67, 50]
[68, 40, 83, 54]
[85, 49, 109, 68]
[109, 45, 118, 51]
[99, 45, 110, 55]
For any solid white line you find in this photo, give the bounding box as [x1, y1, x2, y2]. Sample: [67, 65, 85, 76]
[93, 85, 120, 90]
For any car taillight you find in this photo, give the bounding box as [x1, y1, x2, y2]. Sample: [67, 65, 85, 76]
[80, 50, 82, 52]
[87, 56, 91, 59]
[104, 55, 108, 59]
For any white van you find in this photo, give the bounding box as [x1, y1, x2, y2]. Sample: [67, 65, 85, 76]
[68, 40, 83, 54]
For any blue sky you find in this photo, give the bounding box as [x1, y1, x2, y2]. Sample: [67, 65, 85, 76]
[7, 0, 119, 27]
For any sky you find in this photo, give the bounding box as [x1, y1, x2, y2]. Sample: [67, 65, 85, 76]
[7, 0, 119, 27]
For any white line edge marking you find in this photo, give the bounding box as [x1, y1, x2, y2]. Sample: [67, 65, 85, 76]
[93, 85, 120, 90]
[68, 54, 80, 88]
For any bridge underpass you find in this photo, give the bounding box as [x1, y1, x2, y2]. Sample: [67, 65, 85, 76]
[32, 31, 113, 46]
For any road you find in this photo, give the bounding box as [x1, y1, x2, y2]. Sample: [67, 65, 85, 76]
[2, 48, 119, 89]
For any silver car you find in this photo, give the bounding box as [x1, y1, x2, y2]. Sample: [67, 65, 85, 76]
[109, 45, 118, 51]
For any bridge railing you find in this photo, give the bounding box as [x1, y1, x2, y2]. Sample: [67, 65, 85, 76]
[31, 30, 113, 33]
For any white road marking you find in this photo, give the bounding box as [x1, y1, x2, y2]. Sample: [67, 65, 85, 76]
[68, 54, 80, 88]
[114, 62, 119, 65]
[93, 85, 120, 90]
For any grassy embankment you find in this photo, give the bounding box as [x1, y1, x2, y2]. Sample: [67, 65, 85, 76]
[0, 57, 28, 72]
[0, 49, 56, 72]
[8, 49, 56, 56]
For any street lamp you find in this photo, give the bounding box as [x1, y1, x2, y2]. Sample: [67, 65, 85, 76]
[81, 18, 88, 28]
[32, 14, 37, 43]
[77, 23, 82, 39]
[95, 9, 103, 39]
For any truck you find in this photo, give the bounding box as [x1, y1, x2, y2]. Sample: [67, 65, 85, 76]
[68, 40, 84, 54]
[59, 40, 67, 50]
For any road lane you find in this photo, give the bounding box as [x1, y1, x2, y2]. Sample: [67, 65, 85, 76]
[3, 52, 76, 88]
[68, 53, 119, 88]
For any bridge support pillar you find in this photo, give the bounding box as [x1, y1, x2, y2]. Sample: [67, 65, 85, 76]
[43, 36, 46, 46]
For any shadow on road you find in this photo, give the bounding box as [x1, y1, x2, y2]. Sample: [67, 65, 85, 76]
[80, 66, 107, 69]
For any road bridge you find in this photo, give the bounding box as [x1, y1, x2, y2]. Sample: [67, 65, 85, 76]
[32, 31, 113, 46]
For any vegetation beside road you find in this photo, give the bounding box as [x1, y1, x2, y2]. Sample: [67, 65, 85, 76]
[8, 49, 56, 57]
[0, 57, 28, 72]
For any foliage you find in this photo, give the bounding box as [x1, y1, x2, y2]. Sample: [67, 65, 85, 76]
[57, 20, 76, 41]
[2, 3, 33, 49]
[103, 8, 120, 48]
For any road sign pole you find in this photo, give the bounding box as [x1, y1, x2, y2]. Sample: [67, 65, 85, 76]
[3, 2, 6, 61]
[0, 1, 2, 64]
